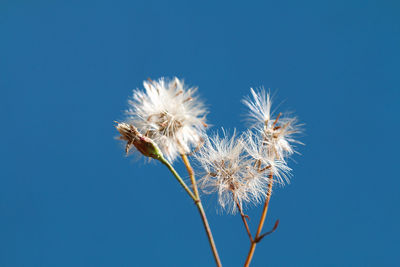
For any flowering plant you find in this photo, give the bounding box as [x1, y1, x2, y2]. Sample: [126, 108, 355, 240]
[115, 77, 302, 267]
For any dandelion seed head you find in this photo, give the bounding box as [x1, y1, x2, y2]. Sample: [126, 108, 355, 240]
[243, 88, 302, 161]
[126, 77, 207, 162]
[195, 130, 267, 213]
[244, 130, 292, 185]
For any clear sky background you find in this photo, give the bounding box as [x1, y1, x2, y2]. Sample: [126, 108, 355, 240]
[1, 1, 399, 266]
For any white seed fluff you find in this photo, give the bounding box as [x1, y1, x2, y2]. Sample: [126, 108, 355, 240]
[244, 130, 292, 185]
[126, 77, 207, 162]
[242, 88, 302, 161]
[195, 130, 268, 213]
[242, 87, 272, 128]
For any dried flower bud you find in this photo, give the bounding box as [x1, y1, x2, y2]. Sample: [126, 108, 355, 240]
[115, 122, 163, 160]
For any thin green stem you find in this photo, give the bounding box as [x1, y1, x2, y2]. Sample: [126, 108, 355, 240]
[158, 156, 196, 201]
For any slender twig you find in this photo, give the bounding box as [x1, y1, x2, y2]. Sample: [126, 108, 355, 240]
[243, 113, 283, 266]
[272, 113, 282, 127]
[195, 201, 222, 267]
[181, 154, 222, 267]
[181, 153, 199, 198]
[244, 174, 274, 267]
[235, 199, 254, 243]
[158, 156, 196, 201]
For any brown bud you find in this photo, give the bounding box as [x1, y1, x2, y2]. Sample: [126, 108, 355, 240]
[115, 122, 163, 159]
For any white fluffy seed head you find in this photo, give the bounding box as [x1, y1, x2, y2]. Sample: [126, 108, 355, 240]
[126, 77, 208, 162]
[195, 130, 268, 213]
[244, 130, 292, 185]
[243, 88, 302, 161]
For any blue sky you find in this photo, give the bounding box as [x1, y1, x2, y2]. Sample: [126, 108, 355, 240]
[1, 0, 399, 266]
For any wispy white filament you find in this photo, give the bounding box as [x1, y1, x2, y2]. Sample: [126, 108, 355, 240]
[242, 88, 272, 128]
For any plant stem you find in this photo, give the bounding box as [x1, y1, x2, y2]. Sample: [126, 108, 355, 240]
[158, 156, 196, 202]
[181, 154, 200, 198]
[180, 154, 222, 267]
[195, 201, 222, 267]
[235, 200, 253, 243]
[244, 174, 274, 267]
